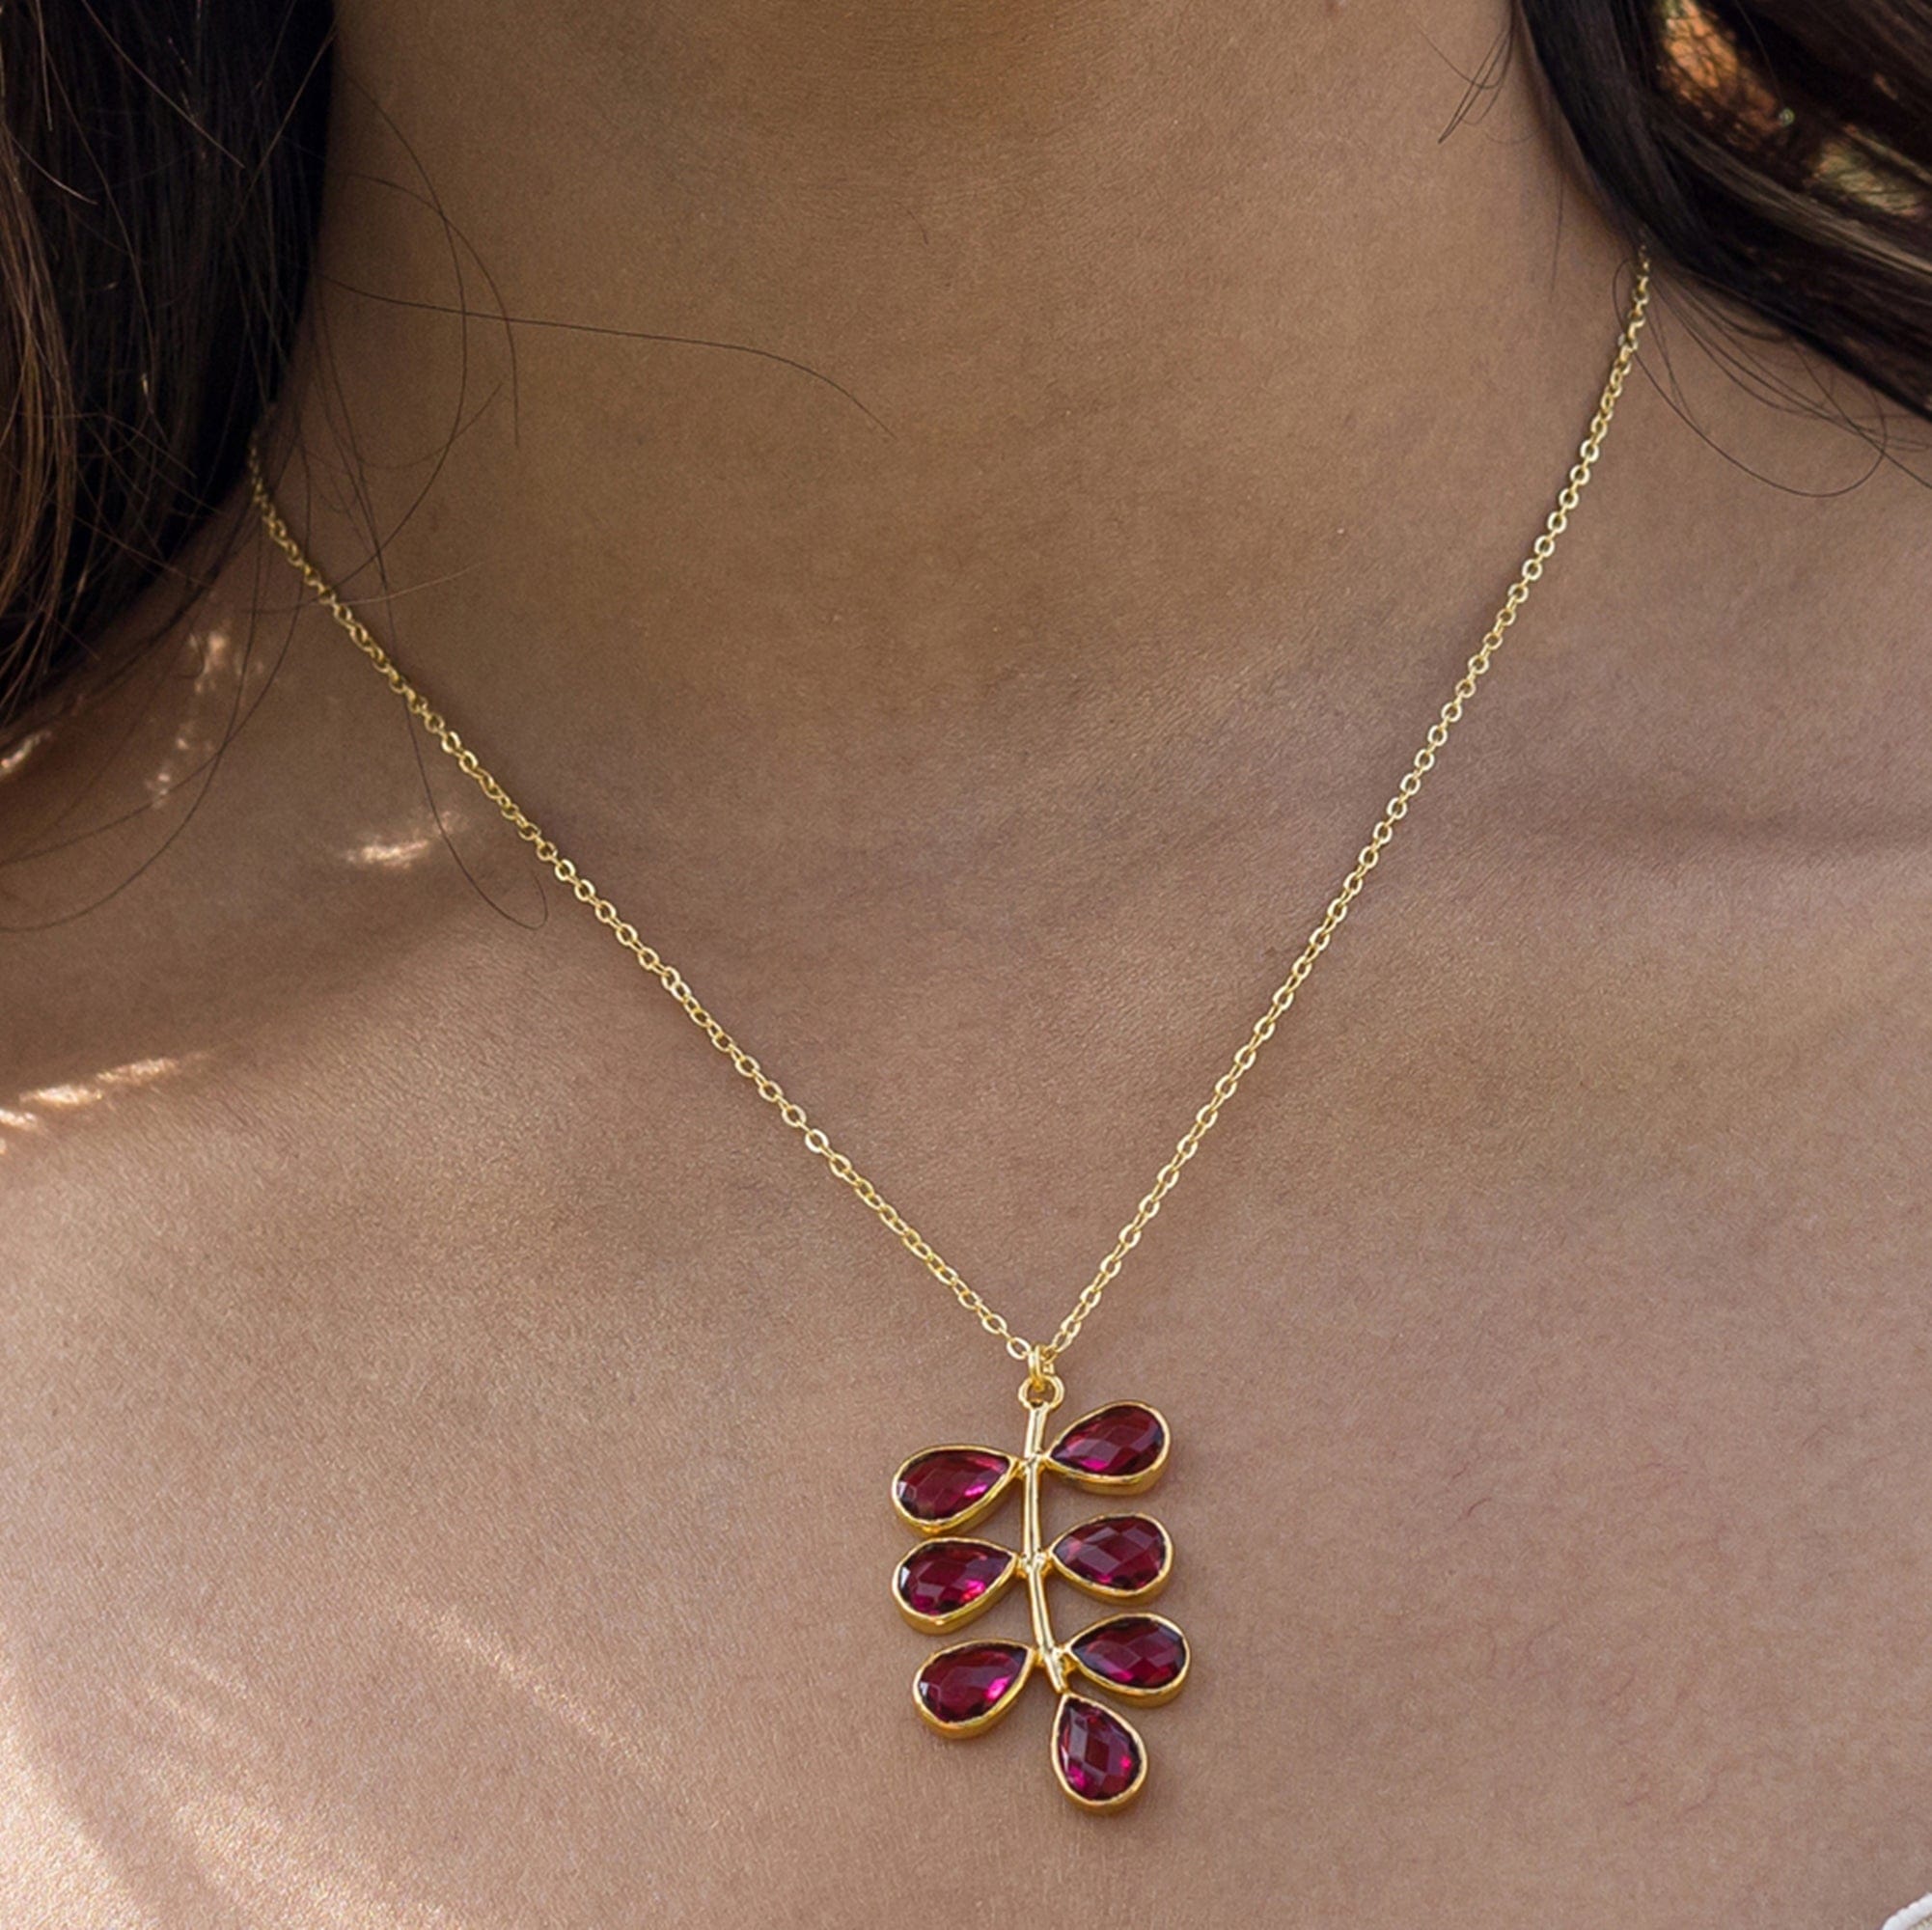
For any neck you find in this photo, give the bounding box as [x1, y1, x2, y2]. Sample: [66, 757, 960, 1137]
[275, 0, 1634, 858]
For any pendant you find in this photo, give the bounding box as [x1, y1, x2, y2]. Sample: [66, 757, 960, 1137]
[889, 1370, 1189, 1811]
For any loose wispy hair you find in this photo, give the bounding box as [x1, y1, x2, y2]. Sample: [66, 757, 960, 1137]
[0, 1, 330, 735]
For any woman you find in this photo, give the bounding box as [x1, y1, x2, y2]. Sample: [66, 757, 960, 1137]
[0, 1, 1927, 1923]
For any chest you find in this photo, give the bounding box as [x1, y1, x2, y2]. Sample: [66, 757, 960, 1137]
[5, 873, 1930, 1926]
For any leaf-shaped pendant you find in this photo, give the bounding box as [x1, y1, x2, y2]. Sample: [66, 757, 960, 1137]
[890, 1373, 1190, 1810]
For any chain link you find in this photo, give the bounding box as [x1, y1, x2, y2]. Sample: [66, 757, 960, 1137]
[250, 260, 1648, 1373]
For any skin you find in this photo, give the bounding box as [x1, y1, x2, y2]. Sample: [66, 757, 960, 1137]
[2, 2, 1929, 1924]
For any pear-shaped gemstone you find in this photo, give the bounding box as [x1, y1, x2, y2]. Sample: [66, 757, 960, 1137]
[1047, 1403, 1166, 1483]
[1053, 1694, 1145, 1806]
[914, 1640, 1033, 1730]
[892, 1448, 1013, 1529]
[895, 1540, 1016, 1624]
[1067, 1614, 1189, 1695]
[1052, 1514, 1169, 1595]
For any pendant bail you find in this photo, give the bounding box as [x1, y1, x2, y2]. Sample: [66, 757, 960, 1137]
[1019, 1345, 1064, 1412]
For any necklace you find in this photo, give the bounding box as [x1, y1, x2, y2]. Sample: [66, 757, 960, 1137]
[250, 259, 1649, 1812]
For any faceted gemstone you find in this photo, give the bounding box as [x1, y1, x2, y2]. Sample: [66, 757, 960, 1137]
[1054, 1694, 1145, 1805]
[896, 1540, 1015, 1621]
[1048, 1403, 1166, 1482]
[915, 1641, 1032, 1727]
[1068, 1615, 1189, 1694]
[1053, 1515, 1169, 1594]
[894, 1448, 1012, 1526]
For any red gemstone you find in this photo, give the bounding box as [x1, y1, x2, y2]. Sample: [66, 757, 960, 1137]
[1068, 1615, 1188, 1693]
[894, 1448, 1011, 1525]
[1053, 1515, 1169, 1594]
[915, 1641, 1032, 1726]
[1049, 1404, 1165, 1481]
[1055, 1695, 1144, 1804]
[896, 1541, 1015, 1619]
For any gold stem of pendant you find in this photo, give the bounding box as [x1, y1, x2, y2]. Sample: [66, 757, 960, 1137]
[1020, 1401, 1065, 1692]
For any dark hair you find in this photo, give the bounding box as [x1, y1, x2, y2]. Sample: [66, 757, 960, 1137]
[0, 0, 1927, 747]
[1520, 0, 1932, 417]
[0, 0, 330, 734]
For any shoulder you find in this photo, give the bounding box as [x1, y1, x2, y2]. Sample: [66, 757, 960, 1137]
[0, 537, 523, 1263]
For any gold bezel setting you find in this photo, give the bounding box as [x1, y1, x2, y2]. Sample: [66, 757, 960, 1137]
[1043, 1402, 1172, 1497]
[1048, 1511, 1174, 1603]
[1050, 1692, 1149, 1812]
[890, 1446, 1018, 1536]
[892, 1537, 1022, 1634]
[911, 1640, 1035, 1738]
[1063, 1612, 1191, 1706]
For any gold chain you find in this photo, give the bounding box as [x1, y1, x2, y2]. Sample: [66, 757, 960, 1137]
[250, 261, 1649, 1375]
